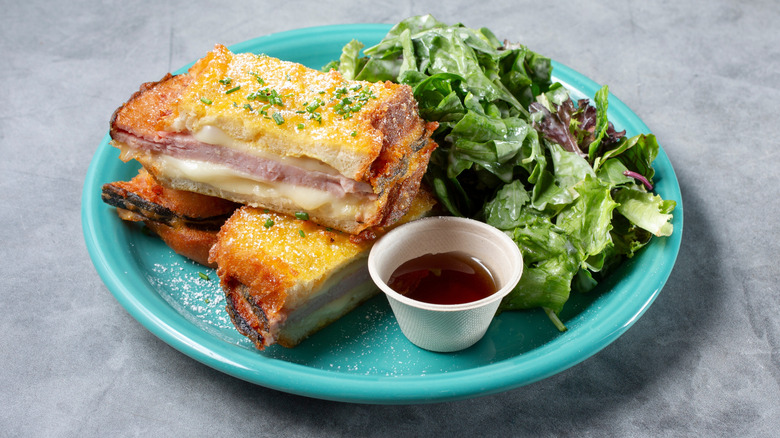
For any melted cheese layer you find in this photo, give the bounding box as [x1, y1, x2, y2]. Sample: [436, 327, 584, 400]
[155, 154, 371, 219]
[192, 125, 341, 176]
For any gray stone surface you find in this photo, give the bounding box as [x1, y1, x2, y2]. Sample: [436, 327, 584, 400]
[2, 0, 778, 436]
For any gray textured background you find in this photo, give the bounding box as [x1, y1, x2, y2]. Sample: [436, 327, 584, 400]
[2, 0, 778, 436]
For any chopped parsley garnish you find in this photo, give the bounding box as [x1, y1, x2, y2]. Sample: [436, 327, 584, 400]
[200, 97, 213, 105]
[263, 218, 274, 228]
[298, 229, 306, 238]
[198, 272, 210, 281]
[219, 77, 232, 85]
[297, 123, 305, 130]
[295, 212, 309, 220]
[272, 112, 285, 125]
[225, 85, 241, 94]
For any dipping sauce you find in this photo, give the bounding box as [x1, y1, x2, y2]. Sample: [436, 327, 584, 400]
[387, 251, 497, 305]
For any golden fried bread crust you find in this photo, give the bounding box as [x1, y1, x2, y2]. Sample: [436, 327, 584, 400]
[110, 73, 190, 138]
[143, 221, 220, 268]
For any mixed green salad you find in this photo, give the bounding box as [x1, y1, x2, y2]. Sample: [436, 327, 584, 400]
[324, 15, 675, 330]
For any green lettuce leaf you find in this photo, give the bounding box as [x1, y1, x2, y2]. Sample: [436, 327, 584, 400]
[556, 174, 618, 267]
[614, 187, 675, 237]
[336, 39, 365, 80]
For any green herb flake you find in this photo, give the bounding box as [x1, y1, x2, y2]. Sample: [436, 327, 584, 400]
[264, 218, 274, 228]
[333, 85, 349, 99]
[350, 131, 357, 137]
[308, 111, 322, 124]
[225, 85, 241, 94]
[298, 229, 306, 238]
[247, 88, 284, 106]
[200, 97, 213, 105]
[272, 112, 285, 125]
[330, 86, 376, 118]
[198, 272, 210, 281]
[219, 77, 232, 85]
[306, 98, 324, 112]
[297, 123, 305, 130]
[295, 212, 309, 220]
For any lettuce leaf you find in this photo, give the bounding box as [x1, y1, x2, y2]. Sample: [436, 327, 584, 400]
[336, 39, 365, 80]
[614, 187, 675, 237]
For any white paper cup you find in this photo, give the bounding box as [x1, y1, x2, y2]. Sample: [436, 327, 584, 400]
[368, 216, 523, 352]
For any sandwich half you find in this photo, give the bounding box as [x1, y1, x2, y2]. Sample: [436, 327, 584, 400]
[208, 189, 437, 350]
[109, 44, 438, 235]
[101, 169, 240, 267]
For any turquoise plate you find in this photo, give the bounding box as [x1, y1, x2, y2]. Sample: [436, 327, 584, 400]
[82, 24, 683, 404]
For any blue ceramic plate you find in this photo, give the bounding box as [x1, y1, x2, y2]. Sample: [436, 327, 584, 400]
[82, 24, 683, 404]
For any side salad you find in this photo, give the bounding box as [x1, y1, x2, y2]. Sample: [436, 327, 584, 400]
[324, 15, 675, 331]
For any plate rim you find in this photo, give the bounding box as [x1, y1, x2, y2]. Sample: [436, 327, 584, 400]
[82, 23, 683, 404]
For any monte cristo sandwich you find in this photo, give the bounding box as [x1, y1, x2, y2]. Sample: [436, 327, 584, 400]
[109, 44, 438, 235]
